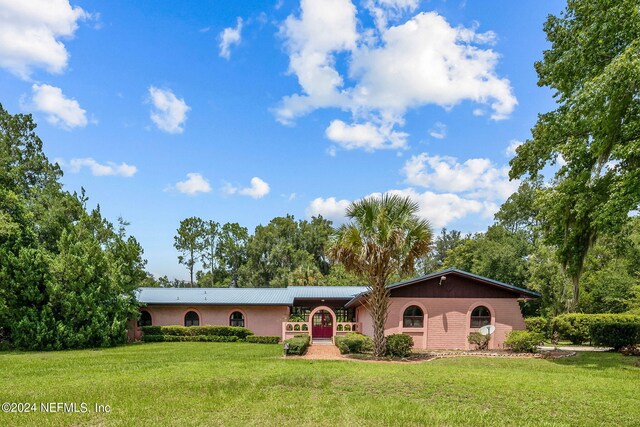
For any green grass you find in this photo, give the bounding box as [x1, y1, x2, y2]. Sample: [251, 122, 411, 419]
[0, 343, 638, 426]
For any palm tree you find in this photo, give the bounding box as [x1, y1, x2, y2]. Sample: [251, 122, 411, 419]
[329, 194, 433, 357]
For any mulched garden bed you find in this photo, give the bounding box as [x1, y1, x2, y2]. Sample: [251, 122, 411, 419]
[344, 349, 576, 363]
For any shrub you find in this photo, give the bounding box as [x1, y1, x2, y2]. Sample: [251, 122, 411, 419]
[551, 314, 640, 344]
[590, 322, 640, 350]
[524, 317, 549, 338]
[504, 330, 543, 353]
[141, 325, 253, 339]
[245, 336, 280, 344]
[141, 334, 164, 342]
[141, 326, 162, 335]
[385, 334, 413, 357]
[335, 333, 373, 354]
[468, 332, 490, 350]
[284, 334, 310, 355]
[141, 335, 239, 343]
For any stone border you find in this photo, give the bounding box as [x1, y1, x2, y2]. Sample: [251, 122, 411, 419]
[284, 348, 577, 363]
[424, 350, 576, 362]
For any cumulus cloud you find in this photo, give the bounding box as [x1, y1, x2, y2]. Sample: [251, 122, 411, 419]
[306, 190, 496, 229]
[65, 158, 137, 177]
[306, 197, 352, 224]
[276, 1, 516, 151]
[222, 177, 270, 199]
[219, 17, 243, 59]
[148, 86, 190, 134]
[402, 152, 518, 200]
[29, 84, 87, 129]
[505, 139, 522, 157]
[276, 0, 358, 125]
[373, 188, 494, 228]
[0, 0, 88, 79]
[174, 173, 212, 195]
[306, 152, 520, 229]
[365, 0, 420, 32]
[429, 122, 447, 139]
[325, 119, 408, 151]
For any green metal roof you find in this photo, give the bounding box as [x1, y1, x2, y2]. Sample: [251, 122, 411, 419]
[136, 285, 368, 306]
[136, 268, 540, 307]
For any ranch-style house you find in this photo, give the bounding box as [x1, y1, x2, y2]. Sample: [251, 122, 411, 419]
[130, 268, 540, 350]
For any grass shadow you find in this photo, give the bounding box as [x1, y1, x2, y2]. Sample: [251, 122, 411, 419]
[548, 351, 640, 371]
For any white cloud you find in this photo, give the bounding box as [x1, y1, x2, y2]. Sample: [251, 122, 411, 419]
[429, 122, 447, 139]
[29, 84, 87, 129]
[402, 153, 518, 200]
[365, 0, 420, 32]
[349, 12, 515, 120]
[306, 197, 351, 224]
[276, 2, 517, 151]
[219, 17, 243, 59]
[148, 86, 190, 134]
[557, 153, 567, 167]
[174, 173, 212, 195]
[505, 139, 521, 157]
[325, 119, 408, 151]
[276, 0, 358, 125]
[374, 188, 491, 228]
[308, 150, 519, 229]
[0, 0, 88, 79]
[306, 189, 496, 229]
[222, 177, 270, 199]
[66, 158, 137, 177]
[239, 177, 270, 198]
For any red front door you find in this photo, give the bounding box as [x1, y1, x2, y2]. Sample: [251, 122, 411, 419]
[312, 310, 333, 339]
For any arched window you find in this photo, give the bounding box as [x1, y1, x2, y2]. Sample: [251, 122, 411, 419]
[184, 311, 200, 327]
[138, 310, 152, 327]
[229, 311, 244, 327]
[403, 305, 424, 328]
[470, 306, 491, 328]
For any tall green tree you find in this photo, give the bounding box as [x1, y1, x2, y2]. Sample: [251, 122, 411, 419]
[510, 0, 640, 310]
[0, 104, 147, 350]
[216, 222, 249, 287]
[198, 220, 220, 287]
[241, 215, 329, 287]
[299, 216, 333, 275]
[417, 228, 465, 274]
[443, 225, 532, 290]
[174, 217, 205, 287]
[329, 194, 433, 357]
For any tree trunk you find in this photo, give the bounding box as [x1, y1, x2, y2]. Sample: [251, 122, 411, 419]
[567, 275, 580, 312]
[366, 278, 390, 357]
[189, 249, 194, 287]
[230, 273, 238, 288]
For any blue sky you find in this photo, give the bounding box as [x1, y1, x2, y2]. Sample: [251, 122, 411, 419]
[0, 0, 565, 279]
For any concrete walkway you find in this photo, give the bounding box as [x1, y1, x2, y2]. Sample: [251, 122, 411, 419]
[538, 345, 612, 352]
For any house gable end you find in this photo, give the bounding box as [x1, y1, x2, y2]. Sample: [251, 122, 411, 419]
[389, 272, 524, 299]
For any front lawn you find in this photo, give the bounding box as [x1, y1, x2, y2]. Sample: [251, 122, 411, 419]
[0, 343, 638, 426]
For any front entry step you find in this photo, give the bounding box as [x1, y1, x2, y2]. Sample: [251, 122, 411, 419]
[312, 339, 333, 345]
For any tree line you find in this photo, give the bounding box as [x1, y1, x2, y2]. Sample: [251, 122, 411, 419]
[160, 214, 361, 288]
[0, 105, 147, 350]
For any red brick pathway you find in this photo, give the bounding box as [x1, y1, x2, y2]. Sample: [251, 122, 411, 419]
[301, 343, 342, 360]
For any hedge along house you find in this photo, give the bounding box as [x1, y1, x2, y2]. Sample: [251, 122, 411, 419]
[131, 268, 540, 350]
